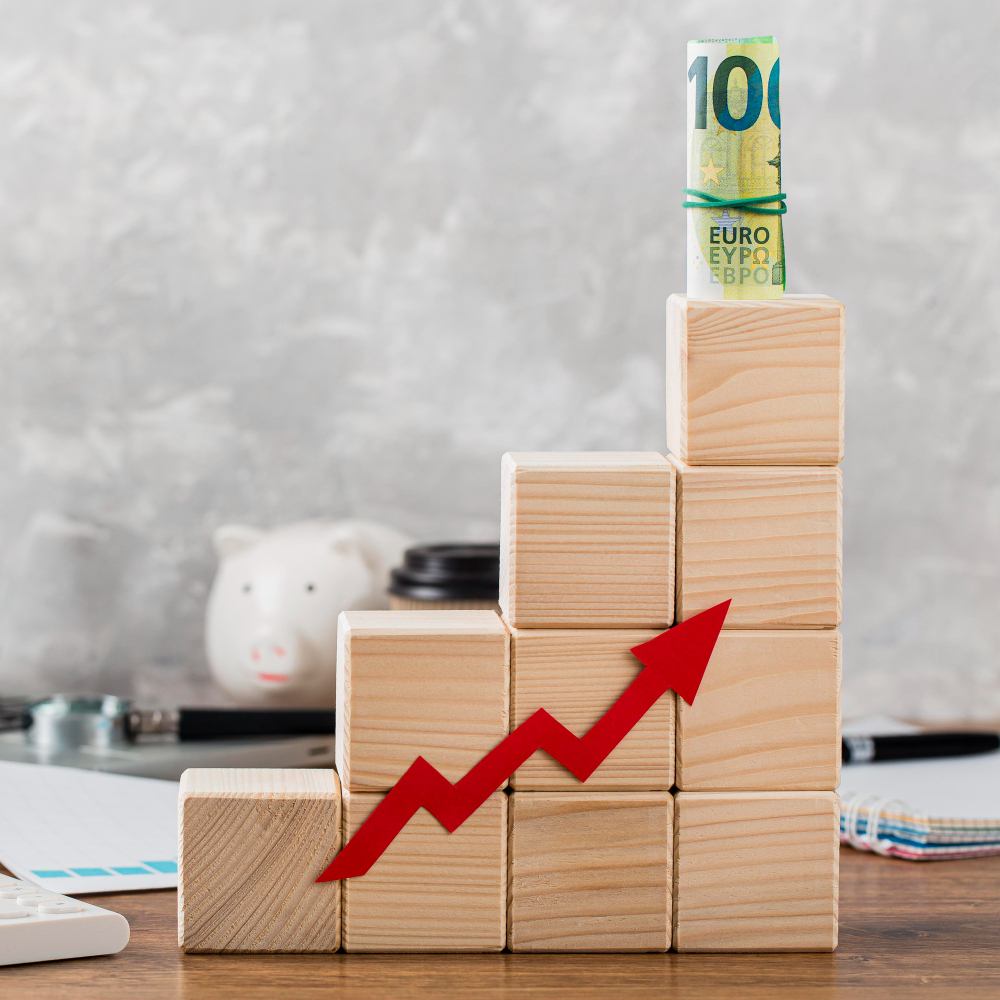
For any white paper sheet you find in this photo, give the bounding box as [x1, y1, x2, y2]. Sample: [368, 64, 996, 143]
[840, 715, 921, 737]
[0, 761, 178, 895]
[840, 751, 1000, 822]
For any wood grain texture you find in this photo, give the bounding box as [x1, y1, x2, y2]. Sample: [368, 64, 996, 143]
[342, 789, 507, 952]
[507, 792, 672, 952]
[178, 768, 341, 953]
[509, 628, 674, 790]
[677, 630, 841, 790]
[671, 457, 842, 627]
[5, 848, 1000, 998]
[666, 294, 845, 466]
[335, 610, 509, 792]
[500, 452, 675, 628]
[673, 791, 839, 952]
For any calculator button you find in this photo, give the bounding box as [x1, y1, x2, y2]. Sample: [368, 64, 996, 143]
[0, 908, 28, 919]
[37, 900, 83, 914]
[17, 894, 58, 907]
[0, 884, 34, 898]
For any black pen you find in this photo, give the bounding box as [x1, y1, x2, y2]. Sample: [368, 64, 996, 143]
[842, 731, 1000, 764]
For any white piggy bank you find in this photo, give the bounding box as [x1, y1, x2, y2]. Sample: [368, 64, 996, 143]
[205, 519, 412, 707]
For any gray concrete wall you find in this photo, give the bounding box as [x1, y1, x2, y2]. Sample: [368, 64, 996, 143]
[0, 1, 996, 719]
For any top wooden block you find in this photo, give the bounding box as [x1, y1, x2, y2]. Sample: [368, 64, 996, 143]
[666, 294, 845, 465]
[500, 452, 675, 629]
[335, 610, 509, 792]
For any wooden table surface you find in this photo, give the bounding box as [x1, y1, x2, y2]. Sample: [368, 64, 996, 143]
[4, 847, 999, 999]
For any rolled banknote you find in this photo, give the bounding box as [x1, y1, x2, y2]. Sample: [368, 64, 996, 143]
[685, 36, 784, 299]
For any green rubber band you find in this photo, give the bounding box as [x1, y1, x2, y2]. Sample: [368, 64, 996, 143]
[682, 187, 787, 215]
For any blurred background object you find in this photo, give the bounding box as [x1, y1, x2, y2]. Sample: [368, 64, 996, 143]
[389, 544, 501, 612]
[0, 694, 337, 778]
[206, 519, 410, 706]
[0, 2, 997, 719]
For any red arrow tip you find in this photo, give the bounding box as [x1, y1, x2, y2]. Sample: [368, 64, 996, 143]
[630, 600, 730, 706]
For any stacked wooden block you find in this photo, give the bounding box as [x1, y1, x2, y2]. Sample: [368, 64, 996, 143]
[335, 611, 510, 951]
[501, 451, 676, 951]
[177, 292, 844, 955]
[667, 294, 844, 951]
[179, 611, 512, 953]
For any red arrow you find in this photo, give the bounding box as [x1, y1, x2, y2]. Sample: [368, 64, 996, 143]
[318, 600, 730, 881]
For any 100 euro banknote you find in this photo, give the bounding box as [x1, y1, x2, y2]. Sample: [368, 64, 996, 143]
[686, 37, 784, 299]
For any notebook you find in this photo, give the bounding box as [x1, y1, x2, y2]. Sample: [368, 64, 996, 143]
[0, 761, 178, 894]
[839, 718, 1000, 860]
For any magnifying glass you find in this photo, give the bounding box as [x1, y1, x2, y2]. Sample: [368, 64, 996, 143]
[25, 695, 134, 750]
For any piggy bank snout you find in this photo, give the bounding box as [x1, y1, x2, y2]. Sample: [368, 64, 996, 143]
[247, 629, 305, 689]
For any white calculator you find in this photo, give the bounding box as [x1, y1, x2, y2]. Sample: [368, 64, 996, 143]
[0, 875, 130, 966]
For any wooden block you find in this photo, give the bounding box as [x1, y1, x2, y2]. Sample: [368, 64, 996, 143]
[677, 630, 841, 790]
[342, 789, 506, 952]
[507, 791, 672, 952]
[178, 768, 341, 953]
[509, 628, 674, 790]
[335, 610, 509, 792]
[671, 457, 842, 627]
[673, 791, 839, 952]
[666, 294, 845, 465]
[500, 452, 675, 628]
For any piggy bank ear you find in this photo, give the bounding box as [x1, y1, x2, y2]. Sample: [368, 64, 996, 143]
[326, 525, 378, 575]
[213, 524, 265, 559]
